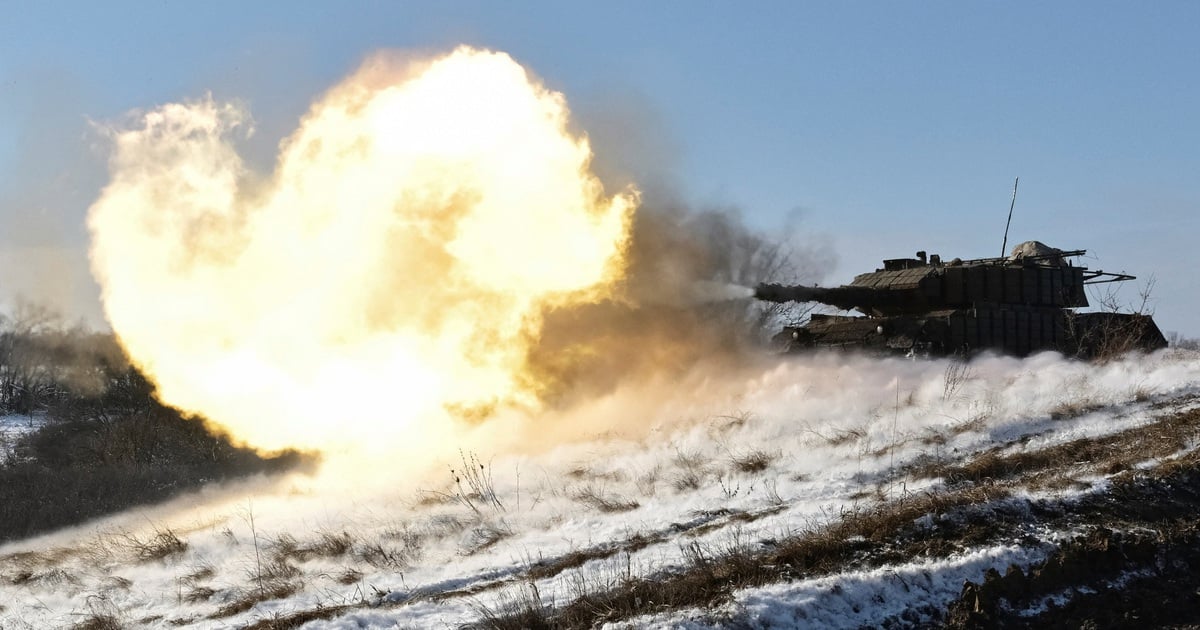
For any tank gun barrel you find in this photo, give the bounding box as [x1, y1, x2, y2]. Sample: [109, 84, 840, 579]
[754, 283, 890, 312]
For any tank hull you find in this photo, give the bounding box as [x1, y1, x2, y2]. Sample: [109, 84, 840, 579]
[775, 309, 1167, 358]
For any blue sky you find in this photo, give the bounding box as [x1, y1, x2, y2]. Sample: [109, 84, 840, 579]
[2, 2, 1198, 335]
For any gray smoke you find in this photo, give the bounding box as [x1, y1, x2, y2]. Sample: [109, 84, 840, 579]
[516, 95, 836, 406]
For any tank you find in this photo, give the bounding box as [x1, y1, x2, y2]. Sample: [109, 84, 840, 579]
[754, 241, 1167, 358]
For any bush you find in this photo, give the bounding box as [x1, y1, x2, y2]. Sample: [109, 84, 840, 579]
[0, 318, 310, 542]
[0, 383, 308, 541]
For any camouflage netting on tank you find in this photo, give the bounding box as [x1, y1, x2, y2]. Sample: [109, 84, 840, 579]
[1008, 240, 1065, 266]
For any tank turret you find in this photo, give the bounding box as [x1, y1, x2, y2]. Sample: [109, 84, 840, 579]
[758, 241, 1166, 358]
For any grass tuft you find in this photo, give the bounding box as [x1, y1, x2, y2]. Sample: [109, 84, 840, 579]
[125, 528, 187, 562]
[73, 615, 122, 630]
[573, 485, 640, 513]
[730, 448, 777, 474]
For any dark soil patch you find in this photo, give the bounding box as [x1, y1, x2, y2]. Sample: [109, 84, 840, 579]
[947, 522, 1200, 629]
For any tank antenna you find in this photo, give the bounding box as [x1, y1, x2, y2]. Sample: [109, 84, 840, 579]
[1000, 177, 1019, 257]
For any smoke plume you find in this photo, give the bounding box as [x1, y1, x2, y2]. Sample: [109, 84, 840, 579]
[522, 203, 829, 407]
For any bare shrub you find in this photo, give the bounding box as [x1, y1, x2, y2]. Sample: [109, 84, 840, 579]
[444, 450, 505, 515]
[1167, 331, 1200, 350]
[942, 359, 974, 402]
[717, 472, 740, 498]
[0, 361, 309, 543]
[1073, 279, 1166, 361]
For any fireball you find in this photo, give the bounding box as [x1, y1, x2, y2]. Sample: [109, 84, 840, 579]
[88, 47, 636, 455]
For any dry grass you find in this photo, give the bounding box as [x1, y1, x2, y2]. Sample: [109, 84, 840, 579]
[821, 426, 868, 447]
[1048, 400, 1104, 421]
[914, 406, 1200, 489]
[238, 604, 356, 630]
[183, 585, 217, 603]
[9, 567, 78, 587]
[449, 450, 505, 515]
[255, 558, 301, 583]
[269, 530, 354, 564]
[729, 448, 777, 474]
[351, 540, 408, 569]
[671, 449, 710, 491]
[634, 465, 661, 497]
[949, 414, 989, 436]
[73, 615, 122, 630]
[183, 563, 214, 584]
[566, 466, 624, 483]
[942, 359, 974, 401]
[125, 528, 187, 562]
[464, 521, 513, 555]
[475, 406, 1200, 628]
[469, 581, 552, 630]
[351, 525, 425, 569]
[312, 531, 354, 557]
[335, 568, 363, 585]
[101, 575, 132, 591]
[208, 581, 300, 619]
[482, 483, 1010, 628]
[573, 485, 640, 513]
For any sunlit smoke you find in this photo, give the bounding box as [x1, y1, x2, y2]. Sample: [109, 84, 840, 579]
[87, 47, 636, 456]
[685, 281, 756, 304]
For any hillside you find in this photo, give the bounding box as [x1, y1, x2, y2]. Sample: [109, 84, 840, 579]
[2, 349, 1200, 629]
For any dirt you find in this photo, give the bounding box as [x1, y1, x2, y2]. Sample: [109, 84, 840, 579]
[946, 465, 1200, 628]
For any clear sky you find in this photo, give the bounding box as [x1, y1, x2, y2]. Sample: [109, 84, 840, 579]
[2, 1, 1198, 336]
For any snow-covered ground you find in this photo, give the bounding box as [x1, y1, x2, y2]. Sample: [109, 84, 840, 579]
[2, 349, 1199, 629]
[0, 413, 44, 463]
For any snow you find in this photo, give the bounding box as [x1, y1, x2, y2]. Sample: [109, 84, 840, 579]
[621, 544, 1047, 629]
[0, 412, 44, 462]
[1, 349, 1199, 629]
